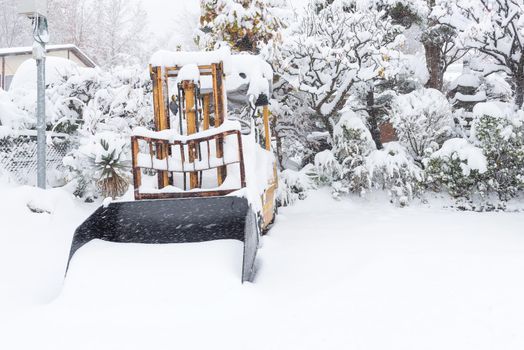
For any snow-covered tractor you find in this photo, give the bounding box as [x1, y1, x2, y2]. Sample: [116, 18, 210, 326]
[68, 48, 278, 282]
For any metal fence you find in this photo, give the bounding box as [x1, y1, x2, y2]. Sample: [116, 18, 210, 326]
[0, 131, 71, 186]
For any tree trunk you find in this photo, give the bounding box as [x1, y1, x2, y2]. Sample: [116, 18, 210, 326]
[366, 88, 383, 150]
[272, 115, 285, 170]
[321, 114, 335, 140]
[423, 0, 444, 92]
[424, 41, 443, 91]
[516, 82, 524, 108]
[515, 64, 524, 108]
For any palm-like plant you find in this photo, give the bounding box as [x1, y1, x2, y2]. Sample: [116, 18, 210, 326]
[90, 138, 130, 198]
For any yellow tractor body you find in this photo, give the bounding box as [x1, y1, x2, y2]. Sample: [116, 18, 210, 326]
[68, 48, 278, 282]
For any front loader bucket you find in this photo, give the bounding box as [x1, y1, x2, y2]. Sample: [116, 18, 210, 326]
[68, 196, 259, 283]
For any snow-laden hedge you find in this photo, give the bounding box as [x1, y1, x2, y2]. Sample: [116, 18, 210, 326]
[390, 88, 454, 164]
[1, 64, 152, 199]
[290, 97, 524, 207]
[57, 67, 152, 199]
[277, 165, 316, 206]
[425, 138, 487, 198]
[470, 103, 524, 200]
[299, 111, 424, 206]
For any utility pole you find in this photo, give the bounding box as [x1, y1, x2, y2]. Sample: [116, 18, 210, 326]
[18, 1, 49, 189]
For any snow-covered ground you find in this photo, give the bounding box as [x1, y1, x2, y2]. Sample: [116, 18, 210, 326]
[1, 184, 523, 349]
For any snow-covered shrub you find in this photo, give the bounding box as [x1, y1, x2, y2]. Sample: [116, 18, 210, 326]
[313, 111, 423, 204]
[425, 138, 487, 198]
[313, 150, 341, 185]
[390, 88, 454, 164]
[365, 142, 423, 206]
[50, 66, 152, 193]
[46, 68, 102, 134]
[277, 164, 316, 206]
[470, 102, 524, 200]
[6, 62, 152, 137]
[64, 132, 131, 199]
[0, 90, 32, 135]
[332, 111, 376, 193]
[47, 66, 153, 134]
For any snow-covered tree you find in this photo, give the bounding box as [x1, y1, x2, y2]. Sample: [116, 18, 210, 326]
[91, 0, 148, 66]
[0, 0, 32, 47]
[47, 0, 97, 51]
[278, 1, 401, 141]
[367, 0, 468, 92]
[459, 0, 524, 107]
[47, 0, 148, 67]
[421, 0, 468, 91]
[196, 0, 286, 53]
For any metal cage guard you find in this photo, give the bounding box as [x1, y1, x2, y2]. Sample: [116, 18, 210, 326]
[131, 129, 246, 200]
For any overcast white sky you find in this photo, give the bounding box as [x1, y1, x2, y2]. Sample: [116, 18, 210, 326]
[144, 0, 200, 34]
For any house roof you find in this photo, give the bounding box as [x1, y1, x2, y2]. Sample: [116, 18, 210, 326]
[0, 44, 96, 68]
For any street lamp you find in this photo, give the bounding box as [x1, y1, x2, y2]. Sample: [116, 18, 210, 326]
[18, 0, 49, 189]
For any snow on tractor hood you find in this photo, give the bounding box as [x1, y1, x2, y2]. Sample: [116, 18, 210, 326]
[149, 48, 273, 105]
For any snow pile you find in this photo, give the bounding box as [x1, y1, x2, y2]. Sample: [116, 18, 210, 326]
[176, 64, 201, 84]
[0, 183, 93, 307]
[472, 101, 507, 119]
[431, 138, 487, 176]
[241, 128, 276, 211]
[454, 91, 487, 103]
[9, 57, 81, 91]
[449, 73, 480, 90]
[150, 47, 232, 73]
[132, 119, 241, 142]
[2, 187, 524, 349]
[0, 89, 32, 136]
[227, 54, 273, 102]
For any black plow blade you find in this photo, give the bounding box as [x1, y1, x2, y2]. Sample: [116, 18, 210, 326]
[68, 196, 259, 283]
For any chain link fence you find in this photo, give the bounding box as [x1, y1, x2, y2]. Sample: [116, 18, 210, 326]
[0, 131, 71, 186]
